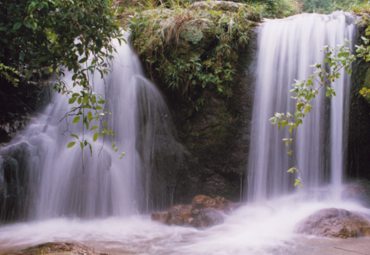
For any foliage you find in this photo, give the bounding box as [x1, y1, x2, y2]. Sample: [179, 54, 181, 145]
[254, 0, 300, 18]
[130, 1, 257, 108]
[351, 1, 370, 14]
[297, 0, 370, 14]
[0, 0, 124, 154]
[0, 63, 19, 87]
[357, 14, 370, 103]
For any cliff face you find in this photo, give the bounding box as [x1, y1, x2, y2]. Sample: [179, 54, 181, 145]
[347, 27, 370, 181]
[130, 4, 259, 203]
[0, 81, 48, 143]
[147, 40, 258, 204]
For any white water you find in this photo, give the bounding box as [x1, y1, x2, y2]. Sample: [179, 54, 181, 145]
[0, 200, 369, 255]
[0, 36, 176, 219]
[247, 12, 355, 202]
[1, 13, 370, 255]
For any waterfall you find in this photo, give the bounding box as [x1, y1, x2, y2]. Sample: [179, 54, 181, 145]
[0, 37, 179, 220]
[247, 12, 355, 202]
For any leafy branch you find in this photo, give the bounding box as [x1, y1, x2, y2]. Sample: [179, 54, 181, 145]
[1, 0, 126, 157]
[269, 40, 355, 188]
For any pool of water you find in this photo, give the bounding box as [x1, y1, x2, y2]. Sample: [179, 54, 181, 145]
[1, 198, 369, 255]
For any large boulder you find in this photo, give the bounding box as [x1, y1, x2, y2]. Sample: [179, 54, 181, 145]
[296, 208, 370, 238]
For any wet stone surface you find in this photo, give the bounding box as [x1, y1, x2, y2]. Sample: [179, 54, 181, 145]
[151, 195, 242, 228]
[13, 242, 108, 255]
[296, 208, 370, 238]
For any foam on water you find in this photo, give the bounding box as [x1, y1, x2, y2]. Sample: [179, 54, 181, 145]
[0, 199, 369, 255]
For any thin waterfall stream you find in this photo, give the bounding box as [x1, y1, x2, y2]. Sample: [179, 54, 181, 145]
[0, 13, 369, 255]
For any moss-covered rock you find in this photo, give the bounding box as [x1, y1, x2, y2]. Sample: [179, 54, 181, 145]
[130, 2, 260, 203]
[134, 13, 258, 203]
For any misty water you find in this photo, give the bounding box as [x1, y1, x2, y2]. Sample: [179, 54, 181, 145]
[0, 12, 370, 255]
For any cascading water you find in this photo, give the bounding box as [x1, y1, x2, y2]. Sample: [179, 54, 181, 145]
[0, 13, 369, 255]
[247, 12, 355, 202]
[0, 37, 179, 220]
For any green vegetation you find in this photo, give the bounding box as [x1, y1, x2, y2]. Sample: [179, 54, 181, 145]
[130, 3, 253, 106]
[297, 0, 370, 14]
[129, 0, 298, 109]
[0, 0, 123, 154]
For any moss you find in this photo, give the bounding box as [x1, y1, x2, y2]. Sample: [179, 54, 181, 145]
[180, 22, 204, 45]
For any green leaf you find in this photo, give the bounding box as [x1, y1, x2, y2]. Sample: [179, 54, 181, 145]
[87, 111, 93, 121]
[93, 132, 98, 142]
[13, 22, 22, 30]
[294, 179, 301, 187]
[69, 97, 77, 104]
[79, 57, 87, 63]
[70, 134, 79, 139]
[73, 116, 81, 123]
[67, 141, 76, 148]
[287, 167, 296, 173]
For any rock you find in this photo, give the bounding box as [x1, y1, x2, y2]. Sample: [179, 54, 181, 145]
[168, 204, 192, 226]
[151, 211, 170, 224]
[192, 195, 233, 211]
[134, 4, 258, 204]
[179, 19, 210, 45]
[13, 242, 108, 255]
[189, 1, 244, 12]
[151, 195, 241, 228]
[342, 180, 370, 208]
[296, 208, 370, 238]
[190, 208, 224, 228]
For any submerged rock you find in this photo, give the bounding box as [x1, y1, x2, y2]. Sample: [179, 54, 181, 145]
[296, 208, 370, 238]
[151, 195, 242, 228]
[13, 242, 108, 255]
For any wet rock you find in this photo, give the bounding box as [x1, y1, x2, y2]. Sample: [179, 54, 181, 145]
[151, 195, 241, 228]
[192, 195, 234, 211]
[135, 3, 258, 204]
[13, 242, 108, 255]
[296, 208, 370, 238]
[342, 180, 370, 208]
[190, 208, 224, 228]
[168, 204, 192, 226]
[151, 211, 170, 224]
